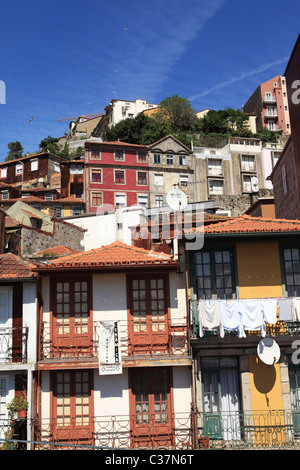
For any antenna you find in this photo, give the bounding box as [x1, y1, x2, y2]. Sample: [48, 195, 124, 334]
[257, 338, 280, 365]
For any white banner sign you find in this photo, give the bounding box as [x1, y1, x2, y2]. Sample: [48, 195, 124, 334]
[99, 321, 122, 375]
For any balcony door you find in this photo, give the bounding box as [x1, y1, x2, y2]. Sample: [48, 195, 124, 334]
[0, 287, 13, 361]
[127, 274, 170, 355]
[51, 370, 94, 446]
[51, 278, 92, 357]
[130, 368, 174, 448]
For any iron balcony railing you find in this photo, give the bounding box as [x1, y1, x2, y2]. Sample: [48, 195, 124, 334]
[2, 410, 300, 450]
[0, 327, 28, 364]
[196, 409, 300, 449]
[39, 319, 190, 361]
[189, 299, 300, 339]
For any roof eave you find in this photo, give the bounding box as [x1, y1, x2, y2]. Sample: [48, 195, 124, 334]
[33, 262, 180, 273]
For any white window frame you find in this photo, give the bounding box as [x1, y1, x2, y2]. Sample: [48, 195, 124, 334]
[30, 159, 38, 172]
[180, 174, 189, 187]
[137, 194, 148, 207]
[15, 163, 23, 175]
[0, 167, 7, 178]
[208, 179, 224, 195]
[115, 193, 126, 207]
[154, 173, 163, 186]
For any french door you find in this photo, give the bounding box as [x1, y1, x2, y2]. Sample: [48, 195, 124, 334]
[51, 370, 93, 445]
[127, 274, 170, 355]
[130, 368, 174, 448]
[51, 278, 92, 357]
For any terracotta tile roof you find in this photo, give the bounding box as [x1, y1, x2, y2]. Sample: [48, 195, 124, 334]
[0, 253, 35, 280]
[5, 215, 20, 227]
[87, 141, 148, 148]
[186, 214, 300, 235]
[32, 245, 80, 257]
[33, 241, 178, 271]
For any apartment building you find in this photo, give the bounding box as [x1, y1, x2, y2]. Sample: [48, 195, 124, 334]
[243, 75, 291, 134]
[84, 140, 150, 213]
[148, 135, 195, 208]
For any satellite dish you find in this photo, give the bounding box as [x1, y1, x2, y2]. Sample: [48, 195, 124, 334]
[257, 338, 280, 365]
[251, 176, 259, 193]
[166, 188, 188, 211]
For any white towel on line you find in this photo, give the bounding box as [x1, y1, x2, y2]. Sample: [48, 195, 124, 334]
[237, 299, 266, 337]
[261, 298, 277, 324]
[220, 300, 244, 338]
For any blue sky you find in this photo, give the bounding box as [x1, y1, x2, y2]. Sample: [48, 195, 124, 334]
[0, 0, 299, 161]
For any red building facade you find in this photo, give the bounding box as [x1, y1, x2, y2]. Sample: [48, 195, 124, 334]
[85, 141, 149, 213]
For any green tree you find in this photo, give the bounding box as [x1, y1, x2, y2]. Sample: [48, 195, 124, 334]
[39, 135, 60, 154]
[154, 95, 199, 132]
[5, 141, 23, 161]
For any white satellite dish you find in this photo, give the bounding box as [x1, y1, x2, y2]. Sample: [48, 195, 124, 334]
[166, 188, 188, 212]
[251, 176, 259, 193]
[257, 338, 280, 365]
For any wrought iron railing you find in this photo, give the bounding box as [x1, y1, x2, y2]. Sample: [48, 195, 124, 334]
[189, 299, 300, 339]
[0, 327, 28, 363]
[39, 319, 190, 361]
[196, 410, 300, 449]
[2, 409, 300, 450]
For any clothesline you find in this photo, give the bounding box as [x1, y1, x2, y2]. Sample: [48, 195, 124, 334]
[197, 297, 300, 339]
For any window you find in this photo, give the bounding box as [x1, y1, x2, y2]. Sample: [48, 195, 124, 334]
[154, 154, 161, 164]
[15, 163, 23, 175]
[137, 172, 147, 185]
[288, 357, 300, 437]
[209, 179, 224, 195]
[0, 378, 8, 424]
[208, 159, 222, 176]
[155, 195, 164, 207]
[32, 206, 42, 212]
[154, 173, 163, 186]
[166, 154, 173, 165]
[45, 193, 53, 201]
[179, 156, 186, 165]
[72, 206, 82, 216]
[115, 150, 124, 161]
[282, 248, 300, 297]
[54, 206, 63, 218]
[180, 174, 188, 187]
[138, 194, 148, 206]
[91, 148, 101, 159]
[30, 159, 38, 171]
[272, 152, 280, 168]
[115, 170, 125, 184]
[91, 192, 102, 207]
[241, 155, 256, 172]
[115, 193, 126, 207]
[0, 167, 7, 178]
[70, 164, 83, 174]
[91, 169, 102, 183]
[138, 151, 147, 162]
[242, 175, 252, 193]
[1, 191, 8, 200]
[194, 250, 235, 299]
[54, 162, 60, 172]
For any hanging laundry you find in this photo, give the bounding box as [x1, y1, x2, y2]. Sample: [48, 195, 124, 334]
[278, 298, 294, 321]
[292, 298, 300, 322]
[220, 300, 244, 338]
[261, 298, 278, 324]
[198, 299, 224, 338]
[238, 299, 266, 337]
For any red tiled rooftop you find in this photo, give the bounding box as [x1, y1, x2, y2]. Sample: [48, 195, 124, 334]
[186, 214, 300, 235]
[33, 245, 80, 257]
[33, 241, 178, 271]
[0, 253, 35, 280]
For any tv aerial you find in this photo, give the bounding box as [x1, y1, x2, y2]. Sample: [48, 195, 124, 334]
[257, 337, 280, 365]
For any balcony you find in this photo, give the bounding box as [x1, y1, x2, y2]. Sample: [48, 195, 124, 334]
[189, 299, 300, 339]
[39, 319, 190, 365]
[0, 327, 28, 364]
[264, 110, 278, 119]
[263, 94, 276, 103]
[196, 410, 300, 449]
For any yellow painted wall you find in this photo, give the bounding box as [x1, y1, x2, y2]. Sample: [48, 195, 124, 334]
[236, 242, 285, 444]
[236, 241, 283, 299]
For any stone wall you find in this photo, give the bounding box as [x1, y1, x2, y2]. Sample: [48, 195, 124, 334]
[209, 189, 274, 217]
[21, 219, 85, 255]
